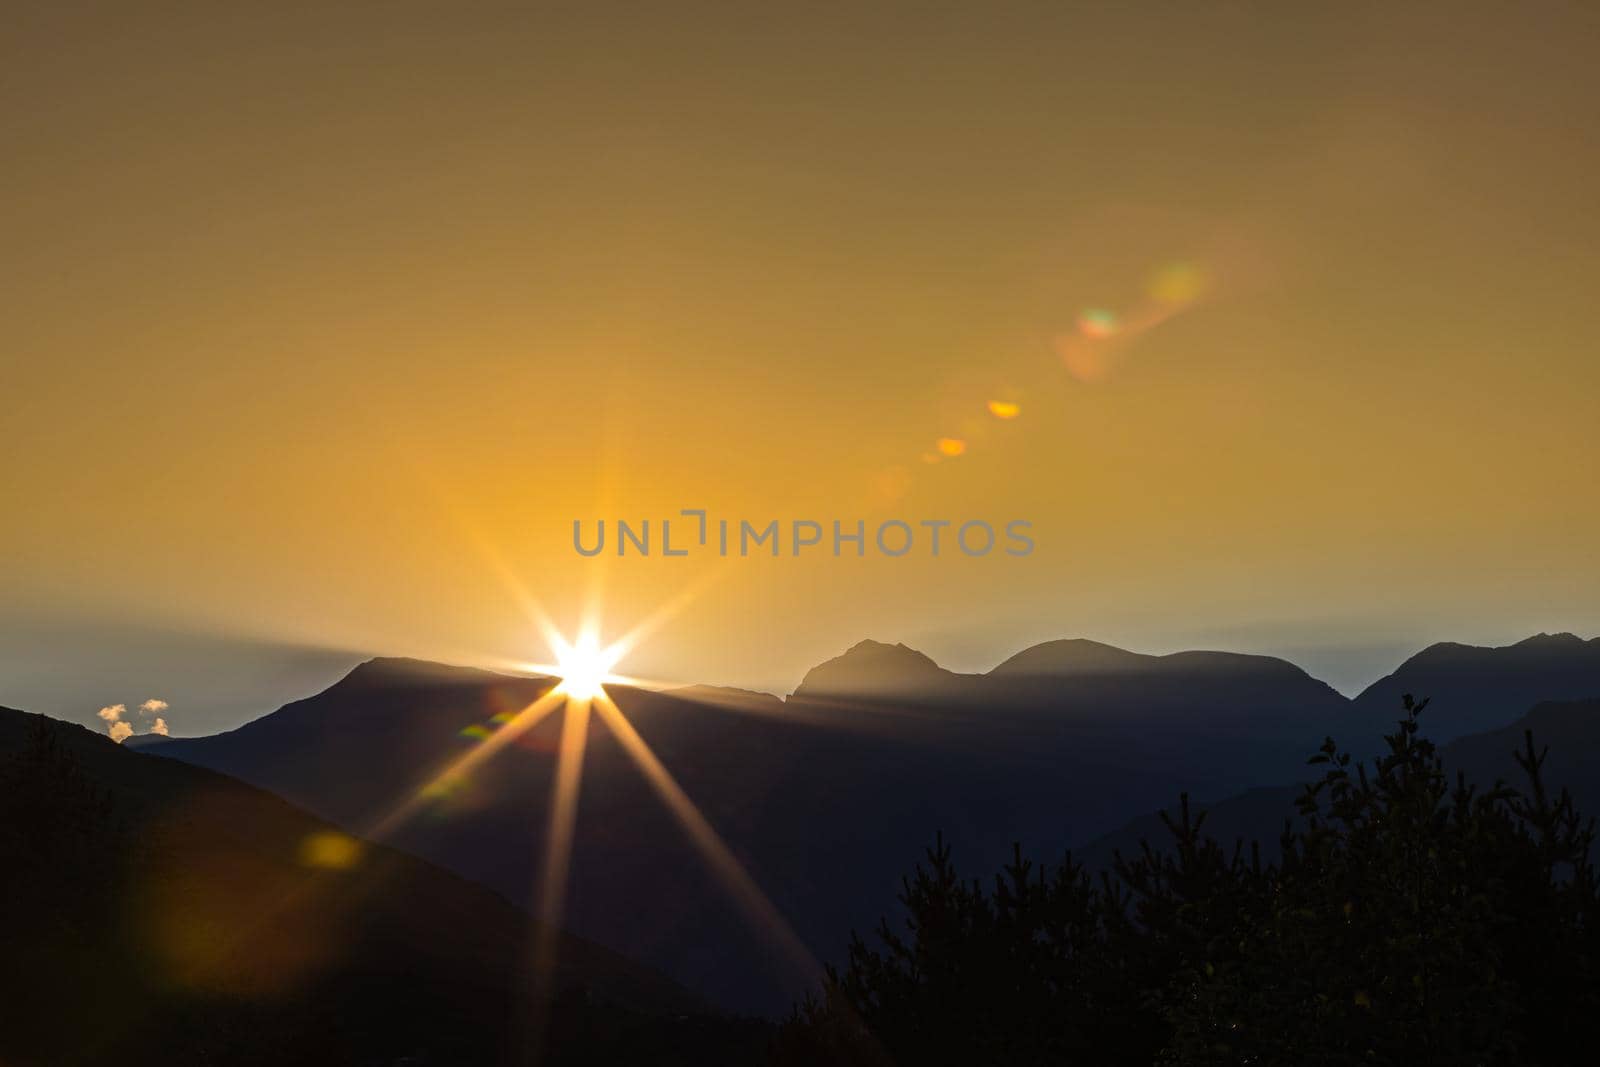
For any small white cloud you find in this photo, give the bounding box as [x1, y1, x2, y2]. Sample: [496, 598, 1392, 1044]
[108, 721, 133, 743]
[97, 704, 126, 723]
[149, 717, 170, 736]
[138, 699, 168, 716]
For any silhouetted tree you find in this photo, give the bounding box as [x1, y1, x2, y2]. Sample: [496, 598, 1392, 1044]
[777, 697, 1599, 1066]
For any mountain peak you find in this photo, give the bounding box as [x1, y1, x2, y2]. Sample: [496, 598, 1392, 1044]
[988, 638, 1147, 676]
[791, 639, 952, 700]
[1396, 633, 1597, 672]
[1512, 632, 1587, 648]
[843, 638, 930, 658]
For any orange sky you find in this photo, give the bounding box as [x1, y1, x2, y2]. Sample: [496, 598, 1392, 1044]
[4, 2, 1598, 714]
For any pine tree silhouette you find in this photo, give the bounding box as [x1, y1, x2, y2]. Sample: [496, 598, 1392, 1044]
[777, 696, 1600, 1066]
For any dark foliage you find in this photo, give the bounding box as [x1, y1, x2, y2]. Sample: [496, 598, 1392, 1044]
[777, 697, 1600, 1065]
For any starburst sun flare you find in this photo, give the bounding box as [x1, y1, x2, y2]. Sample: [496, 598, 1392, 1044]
[550, 631, 624, 701]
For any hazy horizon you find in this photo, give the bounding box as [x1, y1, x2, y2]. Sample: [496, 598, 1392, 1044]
[4, 603, 1592, 739]
[6, 2, 1599, 737]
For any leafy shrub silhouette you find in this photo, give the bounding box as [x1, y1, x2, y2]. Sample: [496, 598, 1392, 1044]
[776, 697, 1600, 1066]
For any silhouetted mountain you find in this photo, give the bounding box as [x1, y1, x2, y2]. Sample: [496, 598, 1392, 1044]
[1447, 697, 1600, 799]
[986, 641, 1348, 730]
[121, 732, 173, 749]
[988, 637, 1153, 675]
[662, 684, 787, 716]
[142, 641, 1346, 1014]
[1350, 633, 1600, 744]
[793, 639, 972, 701]
[1080, 697, 1600, 871]
[140, 634, 1600, 1016]
[0, 704, 763, 1067]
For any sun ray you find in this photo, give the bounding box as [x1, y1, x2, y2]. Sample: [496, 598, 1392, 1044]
[529, 696, 593, 993]
[398, 452, 566, 653]
[591, 691, 823, 989]
[464, 524, 563, 651]
[603, 562, 730, 666]
[366, 687, 567, 840]
[590, 671, 702, 692]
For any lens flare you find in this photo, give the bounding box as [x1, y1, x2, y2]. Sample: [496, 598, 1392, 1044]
[937, 437, 966, 457]
[986, 400, 1020, 419]
[369, 688, 567, 839]
[551, 631, 623, 700]
[298, 830, 363, 870]
[1147, 261, 1207, 305]
[1076, 308, 1120, 339]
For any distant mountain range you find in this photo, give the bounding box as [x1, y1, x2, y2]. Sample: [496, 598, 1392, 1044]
[0, 705, 760, 1066]
[130, 632, 1600, 1014]
[797, 633, 1600, 748]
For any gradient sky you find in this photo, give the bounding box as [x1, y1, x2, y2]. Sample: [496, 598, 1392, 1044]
[5, 2, 1599, 734]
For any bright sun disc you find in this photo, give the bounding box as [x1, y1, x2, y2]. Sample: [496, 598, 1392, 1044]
[554, 633, 620, 700]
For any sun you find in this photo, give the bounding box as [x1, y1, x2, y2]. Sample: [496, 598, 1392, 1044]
[552, 631, 622, 700]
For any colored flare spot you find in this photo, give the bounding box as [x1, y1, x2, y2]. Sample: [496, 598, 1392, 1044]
[299, 830, 363, 870]
[1148, 261, 1207, 305]
[937, 438, 966, 457]
[987, 400, 1020, 419]
[1056, 333, 1110, 383]
[458, 723, 493, 741]
[1077, 308, 1119, 339]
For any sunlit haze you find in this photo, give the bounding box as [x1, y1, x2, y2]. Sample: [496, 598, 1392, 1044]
[5, 3, 1599, 733]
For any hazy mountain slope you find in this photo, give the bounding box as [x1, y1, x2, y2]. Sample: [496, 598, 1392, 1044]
[1350, 633, 1600, 744]
[0, 705, 759, 1067]
[1441, 697, 1600, 815]
[787, 637, 1352, 803]
[983, 641, 1349, 728]
[1078, 698, 1600, 871]
[148, 657, 546, 828]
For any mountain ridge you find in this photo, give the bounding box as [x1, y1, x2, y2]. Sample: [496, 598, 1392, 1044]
[132, 630, 1600, 1014]
[138, 632, 1600, 737]
[1350, 631, 1600, 742]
